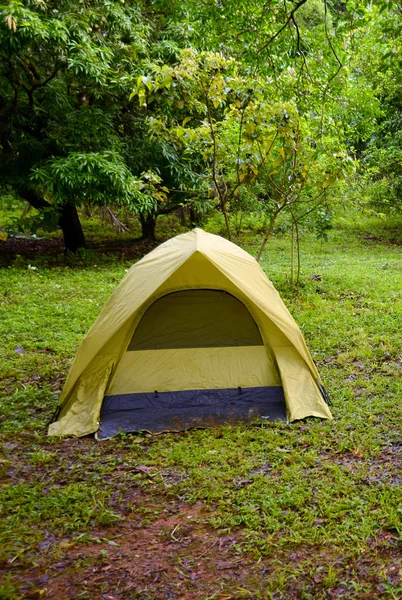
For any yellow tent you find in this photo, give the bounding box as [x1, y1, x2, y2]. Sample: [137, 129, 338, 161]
[49, 228, 332, 439]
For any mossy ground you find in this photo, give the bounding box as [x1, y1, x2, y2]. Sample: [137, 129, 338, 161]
[0, 215, 401, 599]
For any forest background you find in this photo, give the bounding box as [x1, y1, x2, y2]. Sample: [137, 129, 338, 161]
[0, 0, 401, 260]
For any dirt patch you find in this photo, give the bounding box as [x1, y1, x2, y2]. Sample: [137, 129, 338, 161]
[7, 502, 252, 599]
[4, 501, 401, 599]
[330, 445, 402, 486]
[0, 235, 159, 266]
[0, 237, 65, 265]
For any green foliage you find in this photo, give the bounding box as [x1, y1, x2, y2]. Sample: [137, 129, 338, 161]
[0, 574, 20, 600]
[31, 151, 143, 206]
[8, 206, 59, 236]
[314, 208, 334, 242]
[1, 0, 399, 248]
[0, 0, 181, 247]
[340, 2, 402, 212]
[133, 47, 353, 244]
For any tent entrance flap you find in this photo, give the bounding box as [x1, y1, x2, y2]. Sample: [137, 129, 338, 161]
[98, 386, 286, 438]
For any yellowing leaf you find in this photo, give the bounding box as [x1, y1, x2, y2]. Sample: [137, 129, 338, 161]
[6, 14, 17, 32]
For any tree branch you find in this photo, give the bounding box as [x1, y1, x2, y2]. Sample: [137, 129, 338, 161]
[291, 13, 313, 84]
[320, 0, 344, 134]
[257, 0, 309, 54]
[19, 189, 51, 210]
[205, 91, 232, 240]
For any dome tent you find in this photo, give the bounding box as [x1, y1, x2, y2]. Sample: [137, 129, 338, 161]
[49, 228, 332, 439]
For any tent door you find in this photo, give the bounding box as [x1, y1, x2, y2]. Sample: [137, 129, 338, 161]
[99, 290, 286, 438]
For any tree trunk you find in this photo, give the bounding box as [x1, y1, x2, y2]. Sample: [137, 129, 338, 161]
[189, 207, 202, 227]
[256, 205, 282, 262]
[221, 196, 232, 241]
[20, 190, 86, 253]
[139, 212, 157, 241]
[59, 204, 86, 252]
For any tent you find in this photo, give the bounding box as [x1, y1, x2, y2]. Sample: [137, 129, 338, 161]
[49, 228, 332, 439]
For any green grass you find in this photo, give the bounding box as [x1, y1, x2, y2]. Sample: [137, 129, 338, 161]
[0, 216, 401, 598]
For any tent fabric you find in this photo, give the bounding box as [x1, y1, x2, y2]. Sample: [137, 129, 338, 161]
[106, 346, 280, 395]
[98, 387, 287, 439]
[49, 228, 332, 438]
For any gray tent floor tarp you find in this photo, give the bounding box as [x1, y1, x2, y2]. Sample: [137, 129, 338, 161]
[98, 386, 286, 438]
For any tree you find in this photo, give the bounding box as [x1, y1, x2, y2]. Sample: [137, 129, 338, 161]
[133, 48, 352, 253]
[0, 0, 170, 250]
[352, 2, 402, 214]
